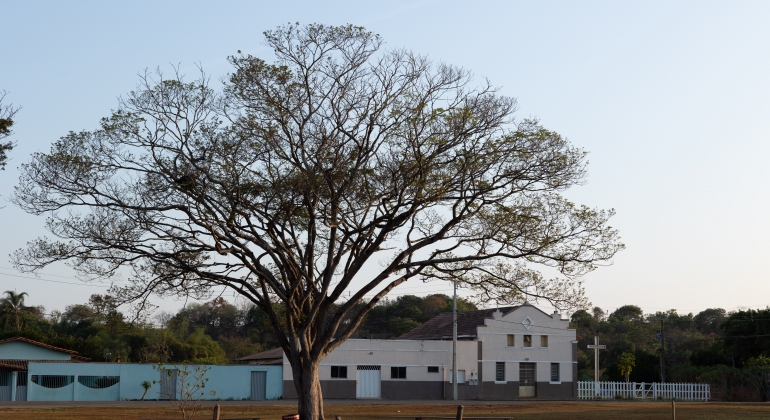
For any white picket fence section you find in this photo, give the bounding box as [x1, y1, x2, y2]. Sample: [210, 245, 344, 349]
[578, 381, 710, 401]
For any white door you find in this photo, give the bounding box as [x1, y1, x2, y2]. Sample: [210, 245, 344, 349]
[457, 370, 466, 384]
[356, 365, 381, 398]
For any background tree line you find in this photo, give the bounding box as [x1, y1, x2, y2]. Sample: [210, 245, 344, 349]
[0, 291, 474, 363]
[572, 305, 770, 401]
[5, 289, 769, 401]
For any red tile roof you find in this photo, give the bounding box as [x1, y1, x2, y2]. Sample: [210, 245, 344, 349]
[397, 307, 520, 340]
[0, 359, 89, 371]
[0, 359, 28, 371]
[0, 337, 91, 361]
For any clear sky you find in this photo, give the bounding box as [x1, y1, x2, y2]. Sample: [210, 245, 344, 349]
[1, 0, 769, 318]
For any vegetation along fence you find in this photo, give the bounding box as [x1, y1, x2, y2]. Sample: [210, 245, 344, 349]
[578, 381, 710, 401]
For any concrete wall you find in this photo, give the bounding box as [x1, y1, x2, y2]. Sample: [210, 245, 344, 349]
[27, 362, 282, 401]
[0, 342, 71, 361]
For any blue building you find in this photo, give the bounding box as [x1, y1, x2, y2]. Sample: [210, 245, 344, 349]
[0, 337, 282, 401]
[0, 336, 90, 401]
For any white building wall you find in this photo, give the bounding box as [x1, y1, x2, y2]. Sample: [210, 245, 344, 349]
[283, 339, 478, 383]
[478, 305, 576, 383]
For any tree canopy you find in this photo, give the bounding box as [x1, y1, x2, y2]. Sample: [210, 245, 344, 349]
[571, 305, 770, 400]
[12, 23, 623, 419]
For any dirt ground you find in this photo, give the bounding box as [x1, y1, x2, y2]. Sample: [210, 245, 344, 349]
[0, 402, 769, 420]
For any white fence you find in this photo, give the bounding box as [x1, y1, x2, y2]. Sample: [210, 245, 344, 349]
[578, 381, 710, 401]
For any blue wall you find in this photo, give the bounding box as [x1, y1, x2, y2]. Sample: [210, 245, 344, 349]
[27, 362, 282, 401]
[0, 342, 71, 360]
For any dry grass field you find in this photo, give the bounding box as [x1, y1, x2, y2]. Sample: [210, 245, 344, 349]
[0, 402, 768, 420]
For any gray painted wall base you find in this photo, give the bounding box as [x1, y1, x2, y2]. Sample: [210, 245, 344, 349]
[283, 380, 577, 400]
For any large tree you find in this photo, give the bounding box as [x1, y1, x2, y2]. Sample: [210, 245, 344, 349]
[13, 24, 623, 419]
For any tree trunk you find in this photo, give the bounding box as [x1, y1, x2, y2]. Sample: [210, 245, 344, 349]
[295, 360, 324, 420]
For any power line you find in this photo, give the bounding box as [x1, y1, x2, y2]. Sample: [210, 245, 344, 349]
[0, 271, 108, 288]
[0, 266, 86, 280]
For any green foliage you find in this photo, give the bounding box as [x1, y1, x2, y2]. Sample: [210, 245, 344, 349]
[0, 293, 232, 364]
[3, 291, 478, 363]
[140, 380, 152, 401]
[355, 294, 477, 339]
[694, 308, 726, 336]
[574, 304, 770, 401]
[721, 308, 770, 367]
[14, 287, 770, 402]
[618, 352, 635, 382]
[0, 290, 34, 331]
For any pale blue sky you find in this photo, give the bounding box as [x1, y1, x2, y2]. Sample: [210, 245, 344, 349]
[1, 1, 769, 317]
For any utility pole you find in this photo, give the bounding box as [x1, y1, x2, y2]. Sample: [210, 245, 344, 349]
[659, 318, 666, 383]
[452, 280, 458, 401]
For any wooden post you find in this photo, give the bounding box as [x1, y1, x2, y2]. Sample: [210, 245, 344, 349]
[456, 405, 464, 420]
[213, 403, 221, 420]
[671, 400, 675, 420]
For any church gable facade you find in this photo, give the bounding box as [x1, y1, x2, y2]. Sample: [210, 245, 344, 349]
[475, 305, 577, 399]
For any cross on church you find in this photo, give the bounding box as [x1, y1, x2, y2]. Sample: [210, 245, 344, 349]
[587, 336, 606, 392]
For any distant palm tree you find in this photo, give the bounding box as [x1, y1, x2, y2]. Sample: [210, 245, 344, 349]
[1, 290, 29, 332]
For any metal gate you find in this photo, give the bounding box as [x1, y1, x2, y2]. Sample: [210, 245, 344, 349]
[519, 362, 536, 397]
[356, 365, 381, 399]
[250, 371, 267, 400]
[0, 370, 10, 401]
[16, 372, 27, 401]
[160, 369, 177, 400]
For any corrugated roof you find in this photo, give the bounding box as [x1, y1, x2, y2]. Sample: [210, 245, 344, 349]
[397, 306, 519, 340]
[0, 337, 91, 361]
[237, 347, 284, 361]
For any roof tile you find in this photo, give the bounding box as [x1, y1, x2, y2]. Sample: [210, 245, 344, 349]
[397, 306, 519, 340]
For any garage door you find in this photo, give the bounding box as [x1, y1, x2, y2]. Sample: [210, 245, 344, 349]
[356, 365, 381, 398]
[251, 371, 267, 400]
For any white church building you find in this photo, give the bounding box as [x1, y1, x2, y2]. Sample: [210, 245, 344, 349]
[283, 303, 578, 400]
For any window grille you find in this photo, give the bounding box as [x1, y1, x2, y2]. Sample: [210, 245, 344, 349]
[507, 334, 515, 346]
[427, 366, 439, 373]
[551, 363, 560, 382]
[541, 335, 548, 347]
[331, 366, 347, 378]
[78, 376, 120, 389]
[523, 335, 532, 347]
[31, 375, 74, 389]
[495, 362, 505, 381]
[391, 366, 406, 379]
